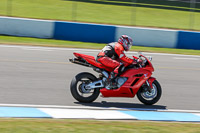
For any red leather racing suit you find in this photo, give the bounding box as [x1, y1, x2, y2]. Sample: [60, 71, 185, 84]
[97, 42, 137, 74]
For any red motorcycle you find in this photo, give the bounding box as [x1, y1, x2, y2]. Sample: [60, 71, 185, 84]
[69, 52, 162, 105]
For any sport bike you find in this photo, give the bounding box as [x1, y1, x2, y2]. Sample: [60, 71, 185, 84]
[69, 52, 162, 105]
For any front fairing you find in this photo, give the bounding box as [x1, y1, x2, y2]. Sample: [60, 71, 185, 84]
[139, 54, 154, 72]
[145, 59, 154, 72]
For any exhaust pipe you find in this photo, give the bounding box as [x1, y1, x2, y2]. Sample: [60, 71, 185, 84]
[69, 58, 90, 67]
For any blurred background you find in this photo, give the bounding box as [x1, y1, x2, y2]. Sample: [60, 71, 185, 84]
[0, 0, 200, 31]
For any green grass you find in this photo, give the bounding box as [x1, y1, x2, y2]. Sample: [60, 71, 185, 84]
[0, 0, 200, 30]
[0, 118, 199, 133]
[0, 35, 200, 55]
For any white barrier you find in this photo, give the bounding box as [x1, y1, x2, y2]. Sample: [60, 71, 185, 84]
[1, 16, 200, 50]
[0, 17, 54, 38]
[116, 26, 178, 48]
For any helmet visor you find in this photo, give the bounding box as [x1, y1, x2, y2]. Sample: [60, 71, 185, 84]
[126, 39, 133, 51]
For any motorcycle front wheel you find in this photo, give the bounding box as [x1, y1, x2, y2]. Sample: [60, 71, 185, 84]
[137, 80, 162, 105]
[70, 72, 100, 103]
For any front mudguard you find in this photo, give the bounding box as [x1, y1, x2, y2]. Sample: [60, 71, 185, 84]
[148, 77, 156, 89]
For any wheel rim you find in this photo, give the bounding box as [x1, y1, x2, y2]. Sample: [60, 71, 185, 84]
[141, 83, 157, 100]
[77, 78, 95, 98]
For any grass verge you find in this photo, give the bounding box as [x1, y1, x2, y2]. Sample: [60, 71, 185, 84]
[0, 118, 199, 133]
[0, 0, 200, 30]
[0, 35, 200, 56]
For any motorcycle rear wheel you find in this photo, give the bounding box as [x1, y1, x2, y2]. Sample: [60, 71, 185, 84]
[70, 72, 100, 103]
[137, 80, 162, 105]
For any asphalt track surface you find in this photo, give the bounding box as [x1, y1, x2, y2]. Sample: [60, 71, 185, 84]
[0, 45, 200, 110]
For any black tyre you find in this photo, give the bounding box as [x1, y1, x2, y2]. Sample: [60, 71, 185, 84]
[70, 72, 100, 103]
[137, 80, 162, 105]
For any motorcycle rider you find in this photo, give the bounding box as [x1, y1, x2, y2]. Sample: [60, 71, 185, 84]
[96, 35, 141, 88]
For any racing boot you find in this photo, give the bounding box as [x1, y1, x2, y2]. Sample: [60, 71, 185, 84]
[109, 72, 118, 89]
[108, 64, 126, 89]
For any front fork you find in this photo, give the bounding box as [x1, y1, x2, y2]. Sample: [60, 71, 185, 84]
[145, 77, 156, 92]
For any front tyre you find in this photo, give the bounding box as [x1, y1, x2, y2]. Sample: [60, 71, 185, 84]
[70, 72, 100, 103]
[137, 80, 162, 105]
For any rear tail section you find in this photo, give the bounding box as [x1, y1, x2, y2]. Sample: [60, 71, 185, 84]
[70, 52, 111, 71]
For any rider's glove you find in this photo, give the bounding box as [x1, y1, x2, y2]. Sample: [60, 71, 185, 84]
[136, 59, 143, 64]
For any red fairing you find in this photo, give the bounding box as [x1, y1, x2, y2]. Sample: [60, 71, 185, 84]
[100, 68, 152, 97]
[100, 54, 155, 98]
[72, 52, 155, 98]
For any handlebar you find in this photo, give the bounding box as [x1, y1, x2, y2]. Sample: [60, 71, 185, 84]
[135, 53, 152, 68]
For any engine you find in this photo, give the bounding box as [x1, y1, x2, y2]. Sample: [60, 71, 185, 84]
[102, 77, 127, 90]
[115, 77, 127, 88]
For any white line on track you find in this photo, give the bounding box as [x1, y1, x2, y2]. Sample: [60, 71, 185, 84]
[195, 114, 200, 117]
[21, 47, 53, 51]
[0, 103, 200, 113]
[0, 44, 200, 58]
[173, 57, 199, 60]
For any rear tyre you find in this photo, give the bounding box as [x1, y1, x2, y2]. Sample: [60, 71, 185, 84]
[137, 80, 162, 105]
[70, 72, 100, 103]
